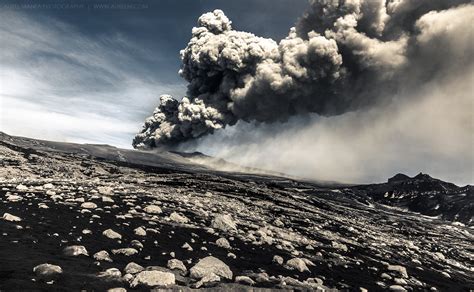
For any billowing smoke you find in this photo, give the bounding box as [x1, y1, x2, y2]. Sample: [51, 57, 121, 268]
[133, 0, 473, 148]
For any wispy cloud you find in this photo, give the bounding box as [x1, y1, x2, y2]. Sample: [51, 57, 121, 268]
[0, 10, 186, 146]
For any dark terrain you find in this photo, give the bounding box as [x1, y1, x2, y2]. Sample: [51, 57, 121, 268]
[0, 132, 473, 291]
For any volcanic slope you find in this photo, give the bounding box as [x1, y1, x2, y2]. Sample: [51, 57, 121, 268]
[0, 132, 472, 291]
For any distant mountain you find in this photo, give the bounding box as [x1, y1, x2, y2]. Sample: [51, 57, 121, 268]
[350, 173, 473, 224]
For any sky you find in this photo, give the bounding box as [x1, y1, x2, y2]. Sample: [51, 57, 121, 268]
[0, 0, 309, 147]
[1, 0, 473, 185]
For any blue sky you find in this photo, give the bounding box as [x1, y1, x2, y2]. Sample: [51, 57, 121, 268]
[0, 0, 309, 148]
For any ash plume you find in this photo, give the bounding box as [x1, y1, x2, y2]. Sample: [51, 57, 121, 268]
[133, 0, 473, 148]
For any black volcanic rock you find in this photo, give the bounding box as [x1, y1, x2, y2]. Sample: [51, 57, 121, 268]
[0, 132, 473, 291]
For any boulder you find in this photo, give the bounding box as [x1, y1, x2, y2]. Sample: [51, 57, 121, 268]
[94, 250, 113, 262]
[103, 229, 122, 240]
[124, 262, 144, 274]
[33, 263, 63, 279]
[169, 212, 189, 224]
[167, 259, 187, 273]
[216, 237, 231, 249]
[286, 258, 310, 272]
[144, 205, 162, 214]
[190, 256, 232, 280]
[131, 270, 175, 288]
[211, 214, 237, 232]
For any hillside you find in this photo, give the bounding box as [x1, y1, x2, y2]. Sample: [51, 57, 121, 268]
[0, 132, 472, 291]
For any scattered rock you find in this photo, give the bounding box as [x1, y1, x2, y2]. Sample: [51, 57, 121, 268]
[332, 241, 348, 252]
[98, 186, 113, 196]
[190, 256, 233, 280]
[112, 248, 138, 256]
[107, 288, 126, 292]
[286, 258, 310, 272]
[195, 273, 220, 288]
[235, 275, 255, 285]
[94, 250, 113, 262]
[131, 240, 144, 250]
[387, 265, 408, 278]
[82, 229, 92, 235]
[98, 268, 122, 279]
[131, 270, 175, 288]
[169, 212, 189, 224]
[381, 273, 392, 280]
[167, 259, 187, 273]
[16, 184, 28, 191]
[134, 227, 147, 237]
[124, 262, 144, 274]
[102, 196, 115, 203]
[2, 213, 21, 222]
[144, 205, 162, 214]
[33, 263, 63, 280]
[63, 245, 89, 257]
[182, 242, 193, 251]
[6, 195, 22, 202]
[389, 285, 407, 292]
[216, 237, 231, 249]
[273, 255, 284, 265]
[103, 229, 122, 240]
[80, 202, 97, 209]
[211, 214, 237, 232]
[43, 183, 54, 189]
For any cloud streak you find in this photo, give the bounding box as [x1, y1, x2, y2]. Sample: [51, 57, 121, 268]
[0, 10, 185, 146]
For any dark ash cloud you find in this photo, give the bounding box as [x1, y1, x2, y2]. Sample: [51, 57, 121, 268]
[133, 0, 473, 148]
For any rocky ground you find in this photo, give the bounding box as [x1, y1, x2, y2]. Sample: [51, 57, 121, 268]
[0, 132, 473, 291]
